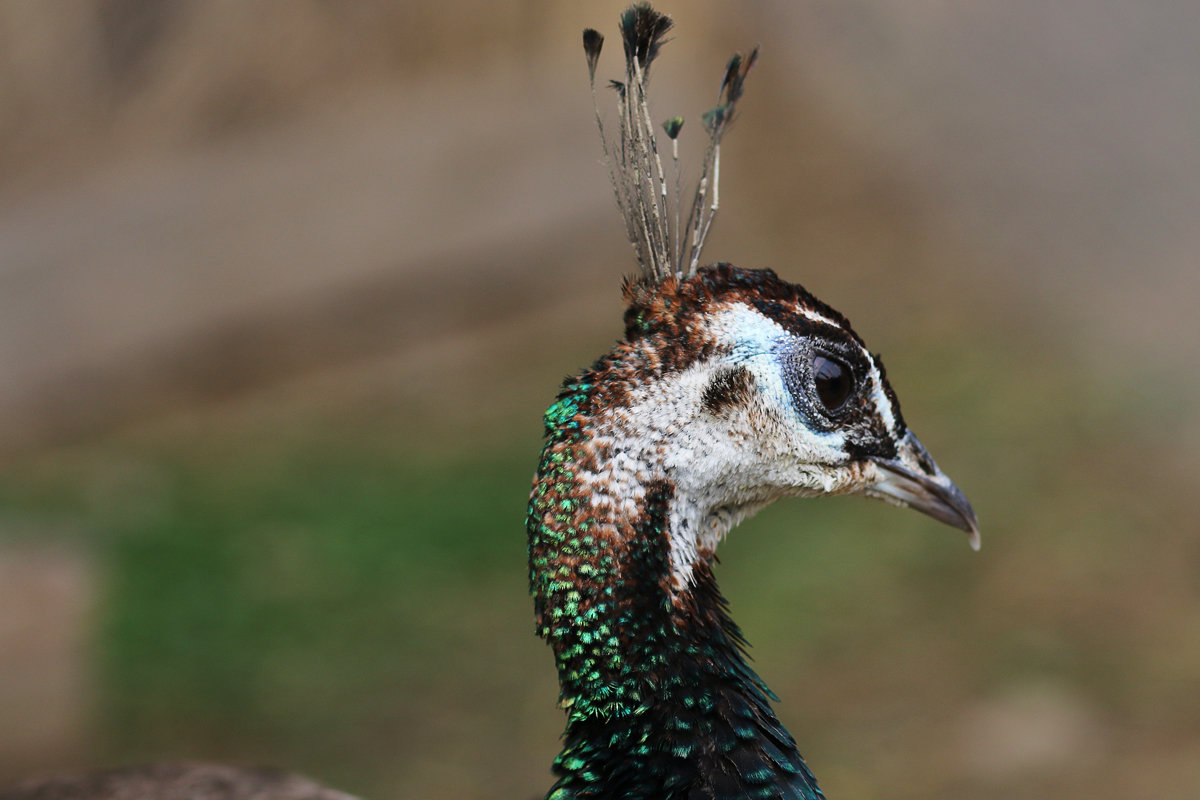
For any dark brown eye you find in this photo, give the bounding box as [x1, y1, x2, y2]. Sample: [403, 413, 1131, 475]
[813, 355, 853, 412]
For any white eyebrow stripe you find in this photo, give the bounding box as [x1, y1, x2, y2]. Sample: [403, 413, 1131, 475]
[797, 307, 841, 327]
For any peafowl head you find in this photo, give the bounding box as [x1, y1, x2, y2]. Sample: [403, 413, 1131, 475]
[637, 265, 976, 545]
[548, 263, 978, 592]
[536, 4, 977, 593]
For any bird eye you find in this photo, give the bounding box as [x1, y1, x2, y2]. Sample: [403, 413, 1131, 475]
[812, 355, 854, 412]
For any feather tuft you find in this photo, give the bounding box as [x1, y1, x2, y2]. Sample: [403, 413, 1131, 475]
[583, 29, 604, 82]
[585, 4, 756, 282]
[619, 3, 674, 75]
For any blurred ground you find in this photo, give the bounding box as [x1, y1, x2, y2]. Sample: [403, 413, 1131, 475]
[0, 2, 1197, 799]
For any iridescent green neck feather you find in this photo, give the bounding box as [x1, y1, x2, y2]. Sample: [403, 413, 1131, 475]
[527, 327, 826, 800]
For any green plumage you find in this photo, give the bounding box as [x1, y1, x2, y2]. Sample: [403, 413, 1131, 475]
[528, 370, 825, 800]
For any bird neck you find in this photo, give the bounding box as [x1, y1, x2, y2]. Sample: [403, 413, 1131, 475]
[528, 376, 825, 800]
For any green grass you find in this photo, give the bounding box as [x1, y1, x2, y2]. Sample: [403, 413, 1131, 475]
[1, 435, 557, 797]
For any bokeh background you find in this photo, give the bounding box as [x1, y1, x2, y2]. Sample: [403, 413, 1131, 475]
[1, 2, 1198, 798]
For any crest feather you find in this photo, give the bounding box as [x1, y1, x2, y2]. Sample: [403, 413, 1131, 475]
[583, 4, 757, 283]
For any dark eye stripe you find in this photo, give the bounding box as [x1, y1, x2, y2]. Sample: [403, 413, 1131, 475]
[702, 365, 754, 414]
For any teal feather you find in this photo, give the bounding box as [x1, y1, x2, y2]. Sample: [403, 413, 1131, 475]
[528, 363, 825, 800]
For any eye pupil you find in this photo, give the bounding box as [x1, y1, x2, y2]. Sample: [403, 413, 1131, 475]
[813, 355, 853, 411]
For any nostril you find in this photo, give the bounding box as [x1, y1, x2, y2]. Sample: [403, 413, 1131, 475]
[917, 451, 936, 475]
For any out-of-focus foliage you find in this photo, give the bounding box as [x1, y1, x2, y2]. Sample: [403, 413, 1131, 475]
[4, 316, 1197, 799]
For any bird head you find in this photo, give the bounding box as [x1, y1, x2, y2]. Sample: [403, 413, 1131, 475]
[608, 264, 979, 578]
[564, 5, 977, 591]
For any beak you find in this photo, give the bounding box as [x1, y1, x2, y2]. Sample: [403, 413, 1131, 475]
[865, 431, 981, 551]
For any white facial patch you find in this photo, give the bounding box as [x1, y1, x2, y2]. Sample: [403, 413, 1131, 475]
[572, 303, 871, 589]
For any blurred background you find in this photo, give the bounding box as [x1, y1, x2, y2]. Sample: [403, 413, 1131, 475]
[1, 1, 1197, 798]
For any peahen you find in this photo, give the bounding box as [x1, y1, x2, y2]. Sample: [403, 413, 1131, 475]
[527, 5, 978, 800]
[0, 5, 976, 800]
